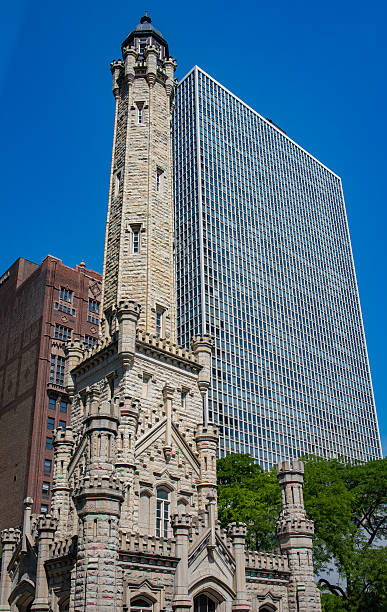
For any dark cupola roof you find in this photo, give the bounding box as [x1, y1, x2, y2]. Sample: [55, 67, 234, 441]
[121, 14, 169, 57]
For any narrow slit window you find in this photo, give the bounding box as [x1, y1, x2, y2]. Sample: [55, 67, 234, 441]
[114, 171, 121, 197]
[156, 168, 163, 193]
[133, 229, 140, 253]
[156, 487, 170, 538]
[155, 306, 165, 338]
[137, 104, 143, 124]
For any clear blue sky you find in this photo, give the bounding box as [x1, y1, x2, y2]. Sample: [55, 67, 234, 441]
[1, 0, 386, 454]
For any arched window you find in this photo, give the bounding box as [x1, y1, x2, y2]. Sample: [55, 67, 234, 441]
[156, 487, 170, 538]
[194, 595, 216, 612]
[131, 598, 153, 612]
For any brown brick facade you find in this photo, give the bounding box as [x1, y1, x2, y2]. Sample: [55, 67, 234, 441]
[0, 256, 101, 529]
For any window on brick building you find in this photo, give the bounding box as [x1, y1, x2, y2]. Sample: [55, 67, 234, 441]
[60, 287, 72, 303]
[44, 459, 52, 474]
[59, 420, 66, 431]
[46, 437, 53, 450]
[60, 400, 68, 413]
[54, 325, 72, 341]
[40, 504, 48, 514]
[48, 397, 56, 410]
[42, 481, 50, 497]
[88, 298, 100, 314]
[84, 335, 97, 348]
[50, 355, 65, 386]
[47, 417, 55, 430]
[54, 302, 75, 315]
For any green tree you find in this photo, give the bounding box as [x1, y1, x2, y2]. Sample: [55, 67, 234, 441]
[217, 453, 280, 550]
[216, 454, 387, 611]
[302, 456, 387, 611]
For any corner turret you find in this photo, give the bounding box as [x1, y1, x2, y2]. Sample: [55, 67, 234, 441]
[276, 460, 321, 612]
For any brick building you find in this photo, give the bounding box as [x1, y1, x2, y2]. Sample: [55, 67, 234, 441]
[0, 256, 101, 530]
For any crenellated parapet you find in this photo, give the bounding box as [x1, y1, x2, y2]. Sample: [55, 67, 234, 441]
[111, 58, 124, 97]
[136, 329, 200, 366]
[73, 473, 123, 503]
[276, 516, 314, 539]
[0, 526, 21, 548]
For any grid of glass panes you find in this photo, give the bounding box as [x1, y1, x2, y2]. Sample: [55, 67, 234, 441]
[173, 70, 203, 346]
[50, 355, 65, 386]
[173, 67, 382, 469]
[156, 488, 169, 538]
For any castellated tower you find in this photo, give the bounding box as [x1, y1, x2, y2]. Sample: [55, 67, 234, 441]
[0, 16, 321, 612]
[102, 14, 177, 341]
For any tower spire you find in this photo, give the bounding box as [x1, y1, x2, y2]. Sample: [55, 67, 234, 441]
[101, 16, 176, 340]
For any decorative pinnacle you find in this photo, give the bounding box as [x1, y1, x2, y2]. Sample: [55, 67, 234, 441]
[140, 12, 151, 24]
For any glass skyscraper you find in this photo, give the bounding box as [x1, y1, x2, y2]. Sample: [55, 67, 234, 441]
[173, 66, 382, 469]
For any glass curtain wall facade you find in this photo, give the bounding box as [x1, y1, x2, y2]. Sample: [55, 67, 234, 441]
[173, 66, 382, 469]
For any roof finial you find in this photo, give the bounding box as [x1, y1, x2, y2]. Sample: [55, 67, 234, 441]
[140, 12, 151, 24]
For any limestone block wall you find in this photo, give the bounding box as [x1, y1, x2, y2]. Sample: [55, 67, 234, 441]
[102, 61, 176, 341]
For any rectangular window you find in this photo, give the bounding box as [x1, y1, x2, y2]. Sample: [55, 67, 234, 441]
[50, 355, 65, 386]
[48, 397, 56, 411]
[47, 417, 55, 430]
[40, 504, 48, 514]
[114, 171, 121, 197]
[84, 334, 97, 348]
[137, 102, 144, 124]
[88, 298, 100, 314]
[60, 287, 72, 303]
[54, 325, 72, 341]
[46, 437, 53, 450]
[59, 420, 66, 431]
[133, 229, 140, 253]
[142, 373, 151, 399]
[156, 168, 163, 192]
[42, 481, 50, 497]
[60, 400, 67, 413]
[55, 303, 75, 315]
[155, 306, 165, 338]
[44, 459, 52, 474]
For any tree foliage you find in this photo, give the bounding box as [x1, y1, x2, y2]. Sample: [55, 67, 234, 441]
[217, 453, 280, 551]
[216, 454, 387, 611]
[302, 456, 387, 611]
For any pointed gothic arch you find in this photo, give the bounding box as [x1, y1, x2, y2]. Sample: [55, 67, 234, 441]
[259, 605, 277, 612]
[9, 578, 35, 612]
